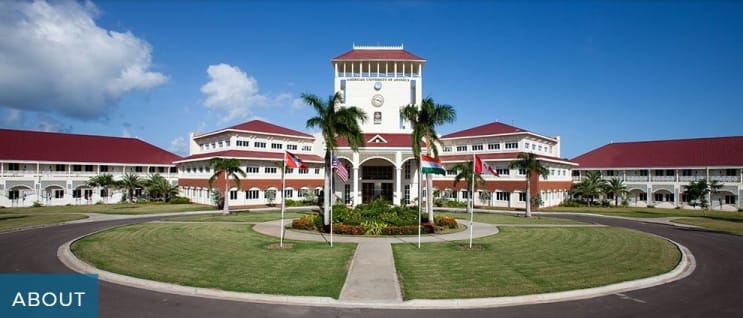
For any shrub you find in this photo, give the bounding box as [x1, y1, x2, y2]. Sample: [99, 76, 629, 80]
[434, 215, 458, 229]
[559, 200, 585, 208]
[32, 201, 43, 208]
[292, 214, 319, 231]
[95, 200, 105, 205]
[647, 205, 655, 208]
[443, 200, 467, 208]
[168, 196, 191, 204]
[362, 220, 388, 235]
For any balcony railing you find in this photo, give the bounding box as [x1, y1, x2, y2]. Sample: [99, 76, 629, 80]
[710, 176, 741, 182]
[625, 176, 649, 182]
[651, 176, 675, 182]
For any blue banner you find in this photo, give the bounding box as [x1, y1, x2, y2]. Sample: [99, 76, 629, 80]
[0, 274, 98, 318]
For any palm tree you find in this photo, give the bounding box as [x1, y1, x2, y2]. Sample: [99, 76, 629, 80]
[452, 161, 485, 208]
[400, 97, 456, 221]
[208, 158, 247, 215]
[683, 179, 710, 211]
[145, 173, 179, 202]
[572, 171, 606, 207]
[508, 152, 549, 217]
[304, 92, 367, 225]
[118, 173, 143, 204]
[87, 173, 115, 203]
[603, 177, 628, 207]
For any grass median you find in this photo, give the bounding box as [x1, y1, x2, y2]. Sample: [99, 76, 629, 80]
[393, 227, 680, 299]
[0, 203, 211, 215]
[0, 214, 88, 231]
[170, 211, 313, 223]
[447, 212, 587, 225]
[72, 223, 355, 298]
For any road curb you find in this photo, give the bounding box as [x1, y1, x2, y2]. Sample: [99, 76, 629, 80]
[58, 222, 695, 309]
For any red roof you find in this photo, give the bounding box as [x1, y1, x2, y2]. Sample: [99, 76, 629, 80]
[573, 136, 743, 168]
[336, 133, 423, 148]
[0, 129, 180, 165]
[177, 150, 323, 163]
[441, 122, 530, 139]
[200, 120, 313, 139]
[439, 153, 573, 165]
[332, 48, 425, 61]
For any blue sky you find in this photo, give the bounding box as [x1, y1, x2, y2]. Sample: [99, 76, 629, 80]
[1, 1, 741, 159]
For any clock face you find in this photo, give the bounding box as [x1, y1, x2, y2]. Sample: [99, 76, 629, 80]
[371, 94, 384, 107]
[374, 81, 382, 91]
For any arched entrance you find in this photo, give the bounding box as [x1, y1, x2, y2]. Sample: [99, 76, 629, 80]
[359, 157, 395, 204]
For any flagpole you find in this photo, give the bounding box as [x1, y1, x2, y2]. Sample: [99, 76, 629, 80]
[280, 153, 287, 248]
[470, 153, 475, 249]
[329, 152, 334, 248]
[418, 155, 422, 248]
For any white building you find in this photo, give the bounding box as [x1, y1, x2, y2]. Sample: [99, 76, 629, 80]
[572, 136, 743, 210]
[0, 129, 179, 207]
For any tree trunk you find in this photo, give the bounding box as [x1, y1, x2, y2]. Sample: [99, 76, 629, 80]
[525, 178, 532, 218]
[323, 152, 331, 225]
[223, 174, 230, 215]
[426, 174, 434, 223]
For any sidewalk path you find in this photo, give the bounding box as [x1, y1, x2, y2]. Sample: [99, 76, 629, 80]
[339, 242, 402, 303]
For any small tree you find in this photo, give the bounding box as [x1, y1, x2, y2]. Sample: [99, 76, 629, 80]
[208, 158, 247, 215]
[572, 171, 607, 207]
[145, 173, 179, 202]
[452, 161, 485, 208]
[118, 173, 143, 204]
[88, 173, 115, 203]
[604, 177, 628, 207]
[508, 152, 549, 217]
[683, 179, 711, 212]
[709, 180, 723, 210]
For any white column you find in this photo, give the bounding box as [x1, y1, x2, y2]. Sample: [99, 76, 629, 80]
[394, 151, 402, 205]
[394, 62, 397, 77]
[334, 62, 338, 78]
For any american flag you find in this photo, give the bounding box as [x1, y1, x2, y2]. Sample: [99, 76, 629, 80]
[332, 156, 348, 183]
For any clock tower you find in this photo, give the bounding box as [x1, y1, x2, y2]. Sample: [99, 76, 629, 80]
[331, 45, 425, 133]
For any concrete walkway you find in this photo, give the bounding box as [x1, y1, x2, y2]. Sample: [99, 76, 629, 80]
[339, 242, 402, 303]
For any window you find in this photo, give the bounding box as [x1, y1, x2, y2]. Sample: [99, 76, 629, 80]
[666, 170, 675, 176]
[271, 143, 283, 150]
[606, 170, 614, 176]
[518, 168, 526, 175]
[315, 168, 321, 174]
[229, 190, 238, 200]
[54, 189, 64, 199]
[495, 191, 510, 201]
[488, 143, 500, 150]
[518, 193, 526, 202]
[654, 193, 673, 202]
[403, 184, 410, 205]
[73, 189, 82, 198]
[725, 195, 737, 204]
[462, 190, 471, 199]
[255, 142, 267, 148]
[456, 145, 467, 152]
[157, 167, 165, 173]
[447, 190, 457, 199]
[505, 142, 518, 149]
[285, 167, 293, 174]
[265, 167, 277, 174]
[287, 144, 298, 151]
[100, 189, 108, 198]
[284, 189, 293, 198]
[345, 184, 352, 204]
[524, 142, 530, 149]
[55, 164, 65, 172]
[654, 170, 664, 176]
[246, 166, 259, 174]
[404, 162, 411, 179]
[639, 170, 648, 177]
[170, 167, 178, 173]
[443, 146, 452, 153]
[73, 165, 82, 172]
[8, 163, 20, 171]
[301, 145, 312, 151]
[149, 167, 156, 173]
[135, 166, 143, 172]
[237, 140, 249, 147]
[446, 169, 457, 176]
[299, 168, 309, 174]
[246, 189, 259, 200]
[98, 165, 108, 172]
[726, 169, 737, 176]
[496, 167, 510, 175]
[638, 193, 647, 201]
[472, 144, 483, 151]
[538, 145, 543, 151]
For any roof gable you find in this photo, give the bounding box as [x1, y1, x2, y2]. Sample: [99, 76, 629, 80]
[332, 48, 425, 61]
[441, 121, 529, 139]
[201, 120, 313, 139]
[573, 136, 743, 168]
[0, 129, 181, 165]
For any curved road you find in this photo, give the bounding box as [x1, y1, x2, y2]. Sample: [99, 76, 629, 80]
[1, 215, 742, 317]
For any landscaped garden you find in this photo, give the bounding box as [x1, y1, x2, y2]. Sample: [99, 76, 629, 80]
[291, 199, 459, 235]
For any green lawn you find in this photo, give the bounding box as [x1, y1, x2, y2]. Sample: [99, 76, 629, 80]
[170, 211, 313, 223]
[0, 214, 88, 231]
[447, 212, 587, 225]
[72, 223, 355, 298]
[0, 203, 212, 215]
[393, 227, 680, 299]
[673, 218, 743, 235]
[543, 206, 743, 220]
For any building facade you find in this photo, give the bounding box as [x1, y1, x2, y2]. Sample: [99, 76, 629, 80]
[174, 45, 575, 209]
[0, 129, 180, 207]
[572, 137, 743, 210]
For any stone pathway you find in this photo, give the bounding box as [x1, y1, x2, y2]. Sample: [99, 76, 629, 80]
[339, 242, 402, 303]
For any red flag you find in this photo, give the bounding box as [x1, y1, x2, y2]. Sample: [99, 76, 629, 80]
[285, 151, 306, 169]
[474, 155, 498, 176]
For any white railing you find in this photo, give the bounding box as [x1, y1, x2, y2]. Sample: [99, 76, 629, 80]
[651, 176, 675, 182]
[626, 176, 649, 182]
[710, 176, 741, 182]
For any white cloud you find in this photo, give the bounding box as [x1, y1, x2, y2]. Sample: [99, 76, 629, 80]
[201, 63, 268, 123]
[4, 109, 22, 124]
[169, 136, 188, 155]
[291, 98, 305, 111]
[0, 1, 167, 119]
[35, 114, 71, 133]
